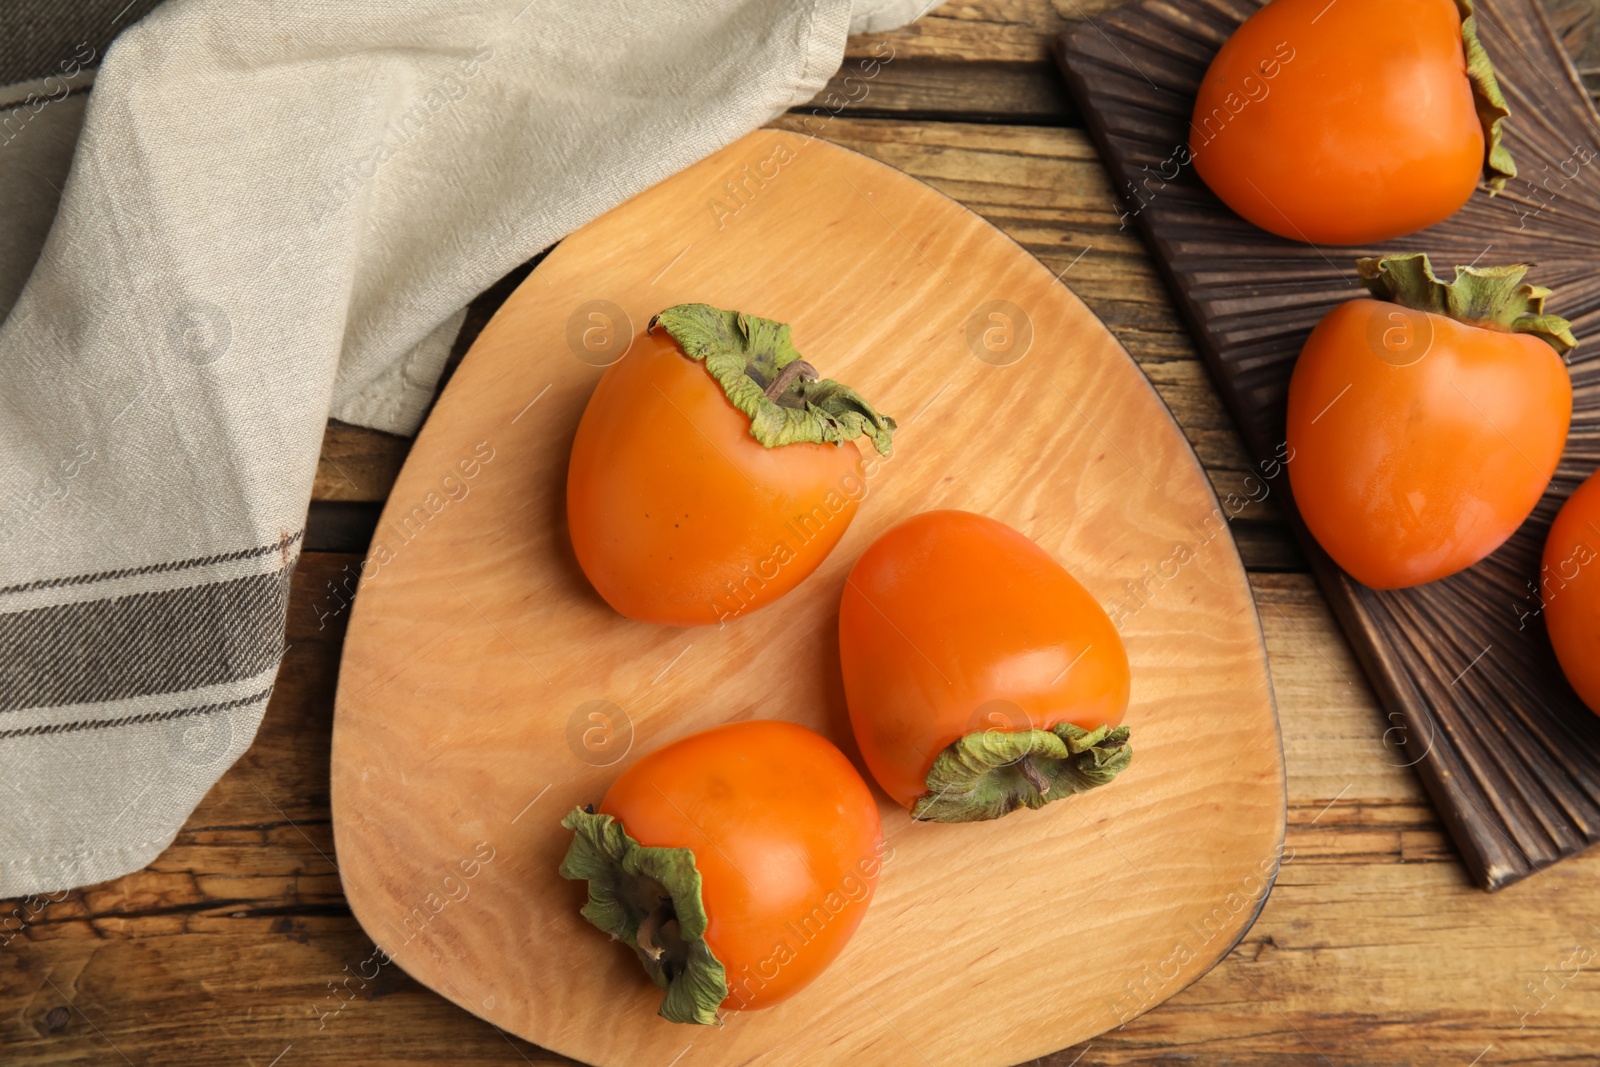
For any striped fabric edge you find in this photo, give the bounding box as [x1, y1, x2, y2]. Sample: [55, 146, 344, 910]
[0, 66, 95, 112]
[0, 530, 303, 598]
[0, 684, 274, 741]
[0, 530, 303, 717]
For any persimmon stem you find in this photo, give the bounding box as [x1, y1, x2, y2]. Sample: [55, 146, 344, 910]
[763, 359, 818, 400]
[1358, 254, 1578, 357]
[637, 899, 673, 962]
[651, 304, 896, 454]
[1017, 757, 1050, 795]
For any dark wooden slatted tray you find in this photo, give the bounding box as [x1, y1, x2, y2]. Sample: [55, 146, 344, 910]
[1059, 0, 1600, 890]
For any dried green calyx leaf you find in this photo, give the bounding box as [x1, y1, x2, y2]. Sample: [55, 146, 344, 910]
[1456, 0, 1516, 191]
[651, 303, 896, 455]
[558, 807, 728, 1025]
[911, 722, 1132, 823]
[1357, 252, 1577, 357]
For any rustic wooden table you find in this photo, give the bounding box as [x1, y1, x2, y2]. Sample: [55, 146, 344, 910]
[8, 3, 1600, 1064]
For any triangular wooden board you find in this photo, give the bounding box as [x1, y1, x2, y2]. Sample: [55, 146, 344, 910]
[331, 129, 1286, 1065]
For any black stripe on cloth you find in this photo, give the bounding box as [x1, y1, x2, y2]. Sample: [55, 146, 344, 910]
[0, 685, 274, 741]
[0, 569, 292, 713]
[0, 82, 90, 113]
[0, 530, 303, 598]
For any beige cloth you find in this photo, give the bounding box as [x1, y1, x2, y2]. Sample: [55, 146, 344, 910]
[0, 0, 933, 895]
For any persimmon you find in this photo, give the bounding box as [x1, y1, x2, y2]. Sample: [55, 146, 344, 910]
[1287, 254, 1574, 590]
[567, 304, 895, 627]
[1542, 471, 1600, 714]
[838, 510, 1132, 823]
[1192, 0, 1515, 245]
[560, 720, 885, 1023]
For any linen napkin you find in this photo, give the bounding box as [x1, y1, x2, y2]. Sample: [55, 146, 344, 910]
[0, 0, 933, 896]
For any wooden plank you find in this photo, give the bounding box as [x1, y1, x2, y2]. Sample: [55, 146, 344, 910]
[312, 422, 409, 503]
[805, 58, 1076, 125]
[843, 0, 1087, 64]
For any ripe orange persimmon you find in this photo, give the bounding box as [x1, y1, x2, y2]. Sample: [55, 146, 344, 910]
[838, 510, 1132, 823]
[1192, 0, 1515, 245]
[1287, 254, 1574, 590]
[1543, 471, 1600, 714]
[560, 721, 885, 1023]
[567, 304, 894, 627]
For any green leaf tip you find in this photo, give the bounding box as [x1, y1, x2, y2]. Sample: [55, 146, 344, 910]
[651, 303, 896, 456]
[559, 807, 729, 1025]
[1357, 252, 1577, 357]
[1456, 0, 1516, 191]
[911, 722, 1132, 823]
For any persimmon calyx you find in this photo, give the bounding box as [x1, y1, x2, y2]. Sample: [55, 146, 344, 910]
[1357, 253, 1578, 357]
[1456, 0, 1516, 191]
[559, 807, 728, 1025]
[911, 722, 1132, 823]
[649, 303, 896, 455]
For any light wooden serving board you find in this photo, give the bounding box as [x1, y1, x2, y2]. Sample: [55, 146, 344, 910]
[330, 129, 1286, 1066]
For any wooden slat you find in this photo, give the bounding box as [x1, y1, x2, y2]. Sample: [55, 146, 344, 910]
[312, 422, 409, 503]
[841, 0, 1149, 64]
[806, 58, 1075, 125]
[845, 1, 1073, 64]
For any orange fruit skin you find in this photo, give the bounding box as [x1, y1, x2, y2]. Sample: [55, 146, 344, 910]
[567, 330, 864, 627]
[1543, 472, 1600, 715]
[1286, 299, 1570, 590]
[598, 720, 885, 1011]
[838, 510, 1130, 809]
[1192, 0, 1485, 245]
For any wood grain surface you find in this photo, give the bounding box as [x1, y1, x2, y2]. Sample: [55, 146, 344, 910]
[10, 3, 1600, 1065]
[329, 128, 1284, 1066]
[1058, 0, 1600, 891]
